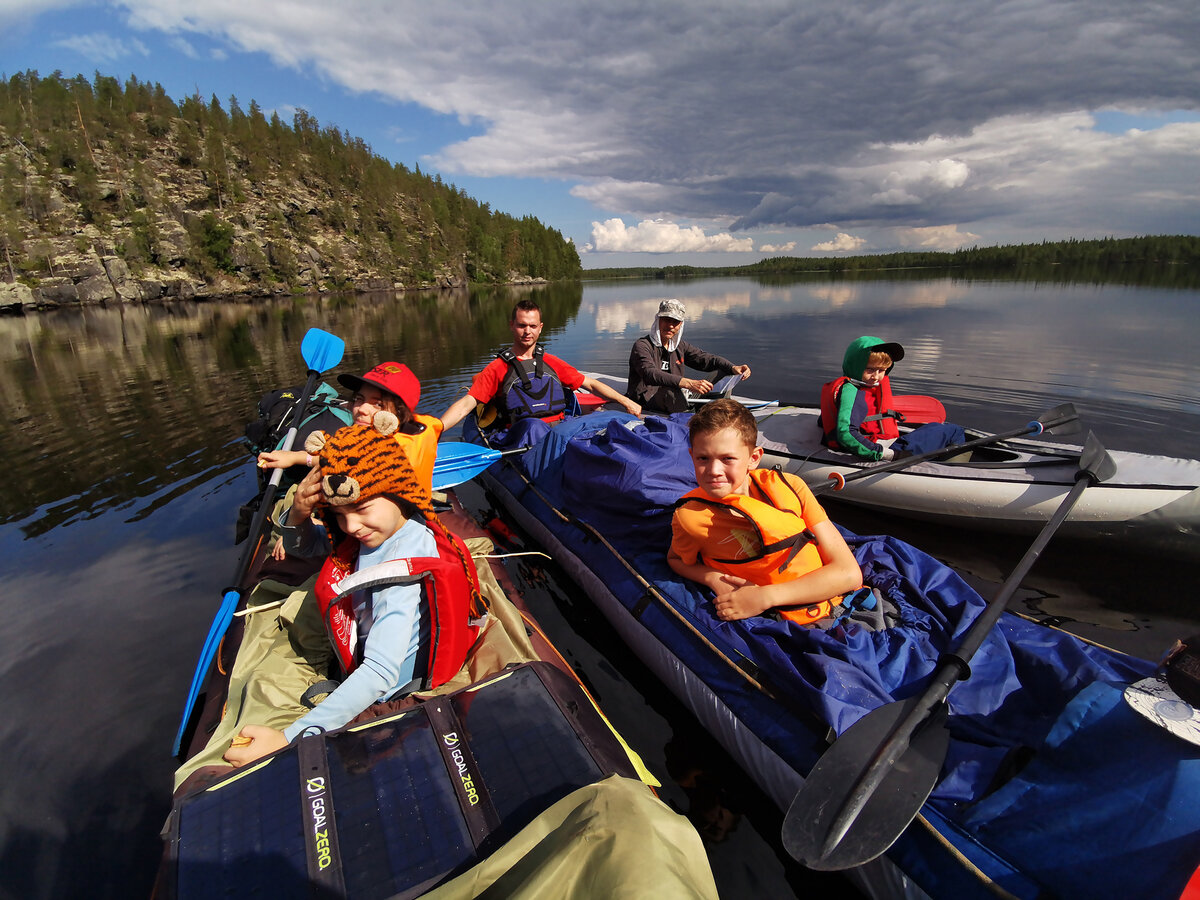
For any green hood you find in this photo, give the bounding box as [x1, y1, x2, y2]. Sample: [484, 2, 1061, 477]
[842, 335, 905, 379]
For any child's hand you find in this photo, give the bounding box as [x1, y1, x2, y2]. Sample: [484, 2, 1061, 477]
[704, 571, 747, 594]
[269, 536, 287, 561]
[289, 464, 323, 522]
[224, 725, 288, 766]
[258, 450, 308, 469]
[713, 580, 774, 621]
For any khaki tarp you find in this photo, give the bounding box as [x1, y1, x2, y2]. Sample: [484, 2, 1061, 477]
[424, 775, 719, 900]
[174, 535, 543, 790]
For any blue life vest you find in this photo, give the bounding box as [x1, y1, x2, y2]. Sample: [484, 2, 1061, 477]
[496, 346, 569, 423]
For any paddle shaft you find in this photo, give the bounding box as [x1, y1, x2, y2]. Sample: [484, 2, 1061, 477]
[819, 447, 1106, 858]
[173, 340, 341, 756]
[812, 406, 1077, 495]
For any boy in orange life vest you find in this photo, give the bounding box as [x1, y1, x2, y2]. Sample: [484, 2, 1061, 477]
[224, 416, 482, 767]
[668, 399, 863, 624]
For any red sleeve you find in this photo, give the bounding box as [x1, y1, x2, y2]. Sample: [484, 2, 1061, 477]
[543, 353, 585, 391]
[468, 357, 507, 403]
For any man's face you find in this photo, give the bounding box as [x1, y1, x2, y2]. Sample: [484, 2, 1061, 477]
[657, 317, 682, 344]
[510, 308, 544, 353]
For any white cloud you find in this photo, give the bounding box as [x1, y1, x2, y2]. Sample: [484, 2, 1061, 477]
[46, 0, 1200, 249]
[50, 32, 148, 62]
[811, 233, 867, 252]
[759, 242, 797, 253]
[586, 219, 754, 254]
[893, 225, 981, 250]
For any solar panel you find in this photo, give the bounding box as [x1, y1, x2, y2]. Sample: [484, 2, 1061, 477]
[167, 663, 626, 899]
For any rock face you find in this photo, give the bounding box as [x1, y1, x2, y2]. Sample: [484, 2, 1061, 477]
[0, 82, 567, 313]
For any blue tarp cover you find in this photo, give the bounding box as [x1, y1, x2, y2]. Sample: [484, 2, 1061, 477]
[486, 411, 1199, 898]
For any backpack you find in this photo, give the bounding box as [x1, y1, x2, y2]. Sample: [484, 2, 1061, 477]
[235, 382, 353, 545]
[244, 381, 352, 457]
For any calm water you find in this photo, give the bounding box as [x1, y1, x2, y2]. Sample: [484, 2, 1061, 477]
[1, 274, 1198, 899]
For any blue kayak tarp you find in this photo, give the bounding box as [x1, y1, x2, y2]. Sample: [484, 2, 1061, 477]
[484, 410, 1199, 898]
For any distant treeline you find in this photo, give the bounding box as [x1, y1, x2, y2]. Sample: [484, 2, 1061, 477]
[0, 70, 581, 290]
[585, 235, 1200, 284]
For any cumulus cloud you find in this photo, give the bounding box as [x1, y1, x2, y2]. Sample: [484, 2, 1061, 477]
[892, 225, 981, 250]
[759, 242, 797, 253]
[812, 233, 867, 252]
[35, 0, 1199, 247]
[586, 219, 754, 254]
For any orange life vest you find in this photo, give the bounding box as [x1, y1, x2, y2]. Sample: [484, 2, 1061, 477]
[394, 413, 443, 495]
[314, 521, 483, 690]
[819, 374, 900, 448]
[674, 469, 837, 625]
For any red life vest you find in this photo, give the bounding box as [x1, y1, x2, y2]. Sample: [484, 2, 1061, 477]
[314, 521, 483, 690]
[819, 375, 900, 448]
[674, 469, 837, 625]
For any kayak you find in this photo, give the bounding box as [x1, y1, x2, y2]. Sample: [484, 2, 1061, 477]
[583, 372, 1200, 550]
[755, 404, 1200, 546]
[156, 397, 718, 898]
[471, 408, 1200, 900]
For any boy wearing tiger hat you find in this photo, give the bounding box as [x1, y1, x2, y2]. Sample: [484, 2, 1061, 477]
[225, 415, 484, 767]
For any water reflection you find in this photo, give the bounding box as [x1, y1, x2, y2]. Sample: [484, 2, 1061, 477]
[0, 284, 584, 531]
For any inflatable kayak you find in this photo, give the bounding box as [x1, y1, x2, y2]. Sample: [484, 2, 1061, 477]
[154, 385, 717, 899]
[583, 372, 1200, 549]
[473, 409, 1200, 900]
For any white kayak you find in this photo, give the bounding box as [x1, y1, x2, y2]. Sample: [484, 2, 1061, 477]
[755, 403, 1200, 545]
[586, 372, 1200, 549]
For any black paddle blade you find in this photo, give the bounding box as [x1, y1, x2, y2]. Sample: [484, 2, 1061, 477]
[782, 698, 950, 870]
[1037, 402, 1081, 436]
[1078, 431, 1118, 483]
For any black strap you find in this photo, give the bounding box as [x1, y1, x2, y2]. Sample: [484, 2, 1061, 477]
[424, 699, 502, 850]
[300, 679, 340, 709]
[295, 736, 348, 898]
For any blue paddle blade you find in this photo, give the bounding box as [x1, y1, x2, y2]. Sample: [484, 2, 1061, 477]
[301, 328, 345, 373]
[431, 443, 502, 490]
[172, 588, 241, 755]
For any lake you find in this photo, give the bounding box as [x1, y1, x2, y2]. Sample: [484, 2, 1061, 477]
[1, 273, 1197, 898]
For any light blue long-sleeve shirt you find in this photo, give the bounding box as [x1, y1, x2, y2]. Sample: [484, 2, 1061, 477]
[279, 512, 436, 742]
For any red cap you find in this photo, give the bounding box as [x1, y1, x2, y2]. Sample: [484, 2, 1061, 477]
[338, 362, 420, 412]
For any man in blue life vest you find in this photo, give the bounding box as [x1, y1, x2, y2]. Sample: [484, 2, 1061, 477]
[439, 299, 640, 443]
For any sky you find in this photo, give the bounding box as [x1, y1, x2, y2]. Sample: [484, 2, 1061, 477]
[1, 0, 1198, 268]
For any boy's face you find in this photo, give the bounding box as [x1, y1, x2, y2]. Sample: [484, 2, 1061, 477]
[689, 426, 762, 499]
[861, 365, 888, 386]
[331, 496, 405, 549]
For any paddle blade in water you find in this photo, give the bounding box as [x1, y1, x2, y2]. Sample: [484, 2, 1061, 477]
[782, 698, 949, 870]
[300, 328, 346, 373]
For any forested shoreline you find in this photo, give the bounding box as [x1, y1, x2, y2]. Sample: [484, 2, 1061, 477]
[0, 70, 581, 311]
[585, 235, 1200, 287]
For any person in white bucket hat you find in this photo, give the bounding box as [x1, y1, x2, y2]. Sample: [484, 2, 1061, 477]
[627, 299, 752, 414]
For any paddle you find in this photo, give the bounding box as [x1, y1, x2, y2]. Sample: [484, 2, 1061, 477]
[890, 393, 946, 425]
[172, 327, 345, 757]
[431, 442, 529, 490]
[781, 431, 1118, 870]
[813, 403, 1080, 494]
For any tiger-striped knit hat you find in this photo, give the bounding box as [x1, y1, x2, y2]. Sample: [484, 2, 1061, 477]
[316, 415, 434, 519]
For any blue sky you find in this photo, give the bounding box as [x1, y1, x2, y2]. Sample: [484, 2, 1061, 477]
[2, 0, 1198, 268]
